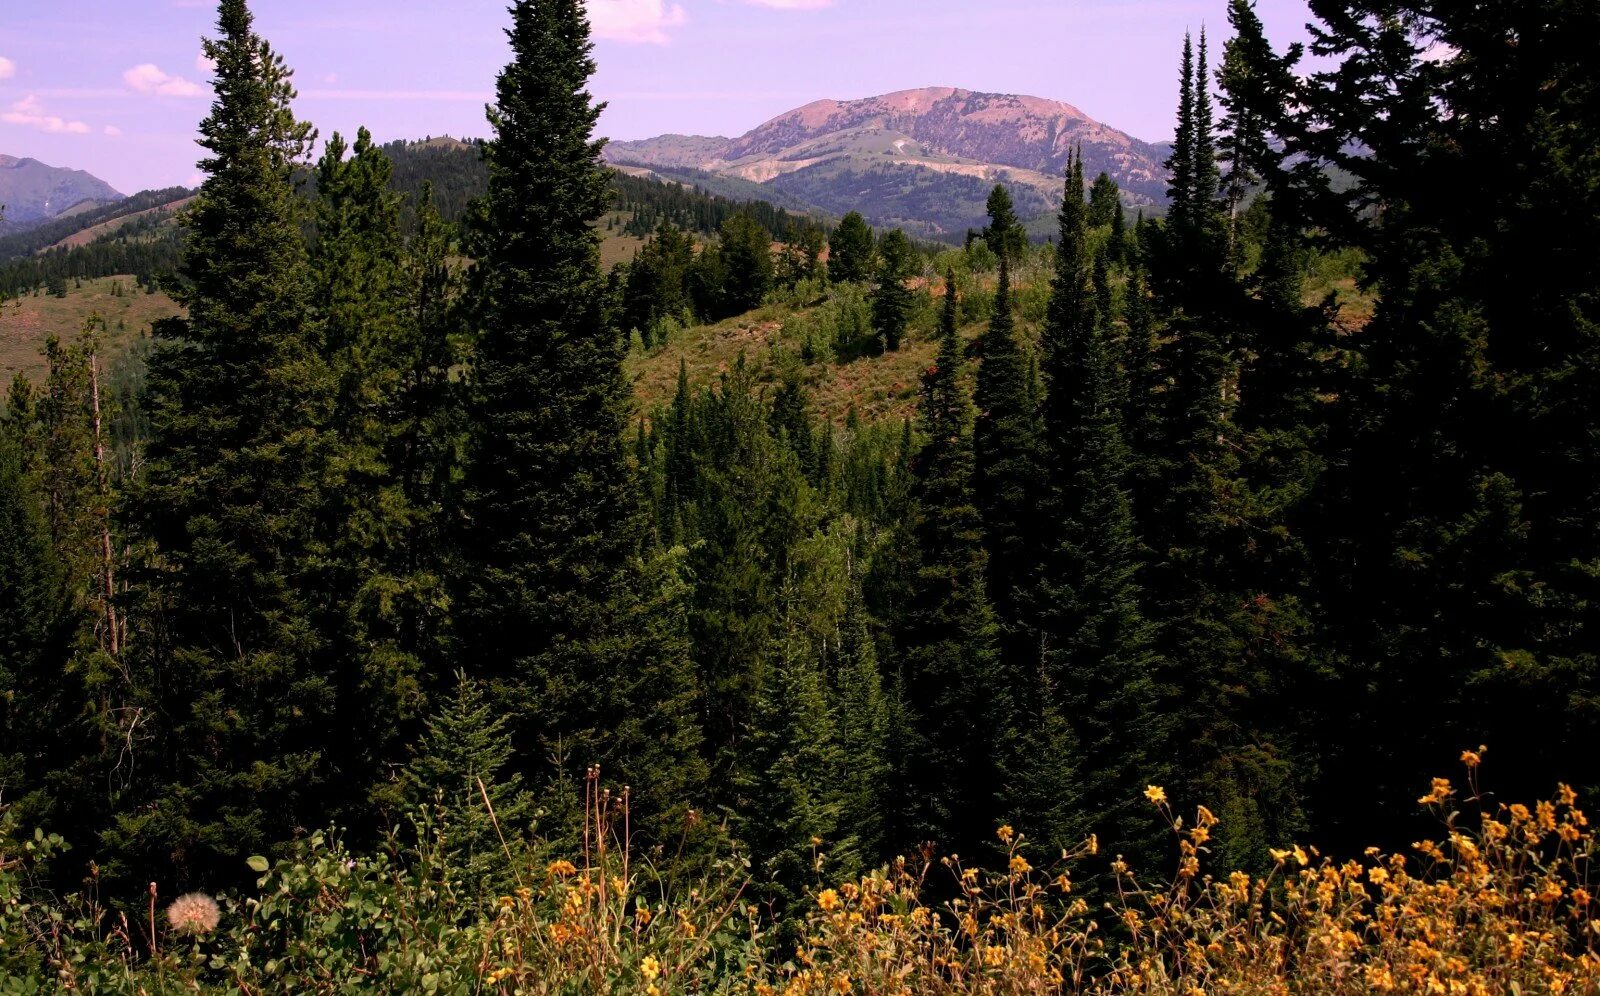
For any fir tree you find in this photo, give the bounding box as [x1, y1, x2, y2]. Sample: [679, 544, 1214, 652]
[871, 229, 918, 353]
[983, 185, 1028, 261]
[311, 127, 426, 801]
[1217, 0, 1301, 270]
[973, 257, 1047, 641]
[120, 0, 339, 884]
[456, 0, 705, 836]
[1087, 172, 1121, 229]
[400, 671, 536, 898]
[826, 583, 889, 865]
[734, 616, 851, 913]
[896, 272, 1009, 854]
[1034, 150, 1169, 860]
[828, 212, 875, 285]
[718, 213, 775, 315]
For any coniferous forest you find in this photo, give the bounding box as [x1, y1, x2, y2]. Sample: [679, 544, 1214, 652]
[4, 0, 1600, 990]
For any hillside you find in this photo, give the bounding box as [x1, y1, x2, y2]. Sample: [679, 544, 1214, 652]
[606, 87, 1171, 239]
[0, 155, 124, 232]
[0, 275, 180, 381]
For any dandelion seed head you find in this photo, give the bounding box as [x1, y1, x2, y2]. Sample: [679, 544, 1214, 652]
[166, 892, 221, 936]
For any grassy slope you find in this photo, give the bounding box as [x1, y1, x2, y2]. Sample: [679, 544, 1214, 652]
[1, 277, 181, 382]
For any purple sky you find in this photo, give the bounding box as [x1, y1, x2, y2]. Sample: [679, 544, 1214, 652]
[0, 0, 1318, 196]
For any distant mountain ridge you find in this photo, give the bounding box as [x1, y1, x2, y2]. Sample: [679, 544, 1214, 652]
[606, 87, 1171, 240]
[0, 155, 125, 233]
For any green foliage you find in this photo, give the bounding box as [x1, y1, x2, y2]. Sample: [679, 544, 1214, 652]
[456, 0, 706, 845]
[982, 185, 1028, 262]
[398, 672, 536, 898]
[1087, 172, 1121, 229]
[827, 211, 875, 284]
[118, 0, 340, 886]
[895, 275, 1009, 854]
[870, 229, 919, 353]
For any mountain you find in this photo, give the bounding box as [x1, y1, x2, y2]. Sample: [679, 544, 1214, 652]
[0, 155, 125, 233]
[605, 87, 1171, 240]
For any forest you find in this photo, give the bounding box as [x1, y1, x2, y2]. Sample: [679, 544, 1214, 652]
[2, 0, 1599, 991]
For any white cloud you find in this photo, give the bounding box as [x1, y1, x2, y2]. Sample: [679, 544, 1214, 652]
[0, 56, 15, 80]
[1, 95, 91, 135]
[104, 125, 122, 136]
[195, 51, 216, 75]
[123, 63, 206, 97]
[586, 0, 688, 44]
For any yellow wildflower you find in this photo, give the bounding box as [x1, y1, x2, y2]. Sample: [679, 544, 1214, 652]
[640, 955, 661, 981]
[817, 889, 840, 912]
[546, 859, 578, 877]
[1145, 785, 1167, 806]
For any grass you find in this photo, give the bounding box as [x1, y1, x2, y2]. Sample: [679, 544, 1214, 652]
[0, 277, 182, 383]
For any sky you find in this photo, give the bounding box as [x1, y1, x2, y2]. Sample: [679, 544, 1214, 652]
[0, 0, 1319, 196]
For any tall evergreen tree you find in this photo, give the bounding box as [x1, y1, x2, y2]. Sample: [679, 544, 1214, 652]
[871, 229, 918, 353]
[895, 272, 1009, 855]
[973, 257, 1046, 641]
[1033, 151, 1169, 860]
[311, 127, 426, 800]
[1087, 172, 1121, 229]
[828, 212, 875, 285]
[1217, 0, 1301, 270]
[456, 0, 704, 835]
[119, 0, 339, 885]
[983, 185, 1028, 261]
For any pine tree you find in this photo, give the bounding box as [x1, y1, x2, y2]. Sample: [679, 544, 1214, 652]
[871, 229, 918, 352]
[120, 0, 339, 884]
[1034, 151, 1169, 860]
[718, 213, 774, 315]
[1087, 172, 1121, 229]
[827, 583, 889, 865]
[456, 0, 705, 836]
[973, 257, 1047, 641]
[311, 127, 426, 802]
[400, 671, 536, 898]
[828, 212, 875, 285]
[983, 185, 1027, 261]
[896, 272, 1009, 854]
[734, 611, 849, 913]
[1217, 0, 1301, 271]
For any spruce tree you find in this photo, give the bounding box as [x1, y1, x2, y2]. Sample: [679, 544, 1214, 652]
[896, 272, 1009, 855]
[1217, 0, 1301, 271]
[828, 212, 875, 284]
[1034, 151, 1169, 861]
[311, 127, 426, 799]
[120, 0, 339, 884]
[734, 613, 850, 913]
[456, 0, 705, 835]
[827, 583, 889, 865]
[400, 671, 536, 898]
[0, 426, 71, 829]
[983, 185, 1028, 261]
[871, 229, 918, 352]
[973, 257, 1047, 640]
[1087, 172, 1121, 229]
[718, 213, 774, 315]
